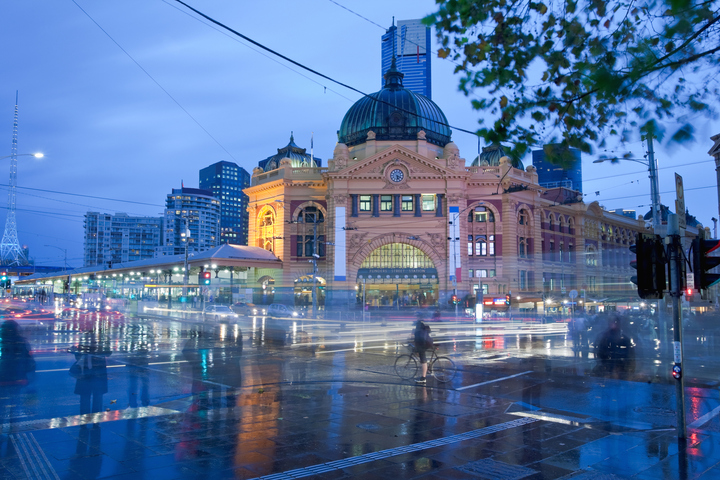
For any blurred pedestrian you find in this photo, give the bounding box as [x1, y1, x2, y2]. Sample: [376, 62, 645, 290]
[126, 346, 151, 408]
[595, 315, 634, 377]
[412, 319, 434, 384]
[0, 320, 35, 426]
[69, 334, 111, 415]
[0, 320, 35, 387]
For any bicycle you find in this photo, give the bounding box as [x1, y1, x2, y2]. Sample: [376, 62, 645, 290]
[394, 343, 456, 383]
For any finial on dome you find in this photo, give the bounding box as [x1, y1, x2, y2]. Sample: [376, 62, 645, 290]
[384, 56, 404, 89]
[290, 131, 294, 142]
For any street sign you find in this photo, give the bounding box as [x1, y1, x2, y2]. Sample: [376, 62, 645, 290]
[569, 289, 578, 299]
[675, 173, 686, 229]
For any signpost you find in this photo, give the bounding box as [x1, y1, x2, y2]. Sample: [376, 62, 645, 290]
[676, 173, 686, 229]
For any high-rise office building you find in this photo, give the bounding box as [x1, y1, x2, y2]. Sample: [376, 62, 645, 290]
[83, 212, 163, 267]
[199, 161, 250, 245]
[532, 145, 583, 193]
[381, 19, 432, 99]
[157, 187, 220, 257]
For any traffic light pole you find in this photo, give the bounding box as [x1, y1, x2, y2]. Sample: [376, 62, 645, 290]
[668, 213, 687, 440]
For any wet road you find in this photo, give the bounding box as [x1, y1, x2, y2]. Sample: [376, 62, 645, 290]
[1, 307, 719, 479]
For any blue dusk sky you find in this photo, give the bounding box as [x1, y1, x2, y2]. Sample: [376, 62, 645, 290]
[1, 1, 718, 267]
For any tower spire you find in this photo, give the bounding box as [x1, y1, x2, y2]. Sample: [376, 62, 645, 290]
[0, 92, 28, 266]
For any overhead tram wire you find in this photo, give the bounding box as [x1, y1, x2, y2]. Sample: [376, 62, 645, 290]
[0, 184, 162, 207]
[70, 0, 239, 162]
[172, 0, 482, 140]
[326, 0, 465, 71]
[584, 159, 715, 183]
[161, 0, 355, 103]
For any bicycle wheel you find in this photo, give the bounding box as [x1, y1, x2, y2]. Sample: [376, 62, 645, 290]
[431, 356, 456, 383]
[394, 354, 418, 380]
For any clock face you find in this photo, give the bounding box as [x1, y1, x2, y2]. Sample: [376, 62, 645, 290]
[390, 169, 404, 183]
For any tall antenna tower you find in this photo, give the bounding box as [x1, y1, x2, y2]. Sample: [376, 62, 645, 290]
[0, 92, 28, 266]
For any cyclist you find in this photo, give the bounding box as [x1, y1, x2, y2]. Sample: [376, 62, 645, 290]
[413, 318, 434, 384]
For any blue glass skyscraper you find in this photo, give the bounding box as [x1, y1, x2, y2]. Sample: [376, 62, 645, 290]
[381, 19, 432, 99]
[199, 161, 250, 245]
[532, 145, 583, 193]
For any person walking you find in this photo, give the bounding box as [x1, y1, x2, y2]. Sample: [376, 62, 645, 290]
[413, 318, 434, 384]
[0, 320, 35, 424]
[69, 335, 111, 415]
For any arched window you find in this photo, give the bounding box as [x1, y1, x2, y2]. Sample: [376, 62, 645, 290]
[469, 206, 495, 223]
[295, 205, 326, 258]
[586, 246, 598, 267]
[475, 235, 487, 256]
[548, 213, 555, 231]
[297, 205, 324, 223]
[518, 237, 527, 258]
[360, 243, 435, 269]
[519, 209, 529, 226]
[257, 207, 276, 252]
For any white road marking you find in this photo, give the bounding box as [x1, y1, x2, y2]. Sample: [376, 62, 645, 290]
[456, 370, 534, 391]
[689, 404, 720, 428]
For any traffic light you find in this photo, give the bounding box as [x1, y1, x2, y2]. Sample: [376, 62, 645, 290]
[450, 294, 458, 305]
[505, 294, 511, 306]
[201, 271, 211, 285]
[629, 233, 666, 299]
[691, 237, 720, 290]
[0, 272, 6, 288]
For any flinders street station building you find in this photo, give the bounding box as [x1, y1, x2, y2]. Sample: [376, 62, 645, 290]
[246, 61, 649, 315]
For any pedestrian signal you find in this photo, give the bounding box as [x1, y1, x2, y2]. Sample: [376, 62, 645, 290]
[201, 271, 211, 285]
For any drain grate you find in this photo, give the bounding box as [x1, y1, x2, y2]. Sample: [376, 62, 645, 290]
[455, 459, 536, 479]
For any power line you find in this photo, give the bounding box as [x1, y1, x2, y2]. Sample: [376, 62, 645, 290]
[584, 159, 714, 183]
[597, 185, 715, 203]
[162, 0, 355, 103]
[71, 0, 239, 162]
[0, 184, 162, 207]
[171, 0, 482, 139]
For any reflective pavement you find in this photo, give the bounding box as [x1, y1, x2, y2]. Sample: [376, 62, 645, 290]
[0, 308, 719, 479]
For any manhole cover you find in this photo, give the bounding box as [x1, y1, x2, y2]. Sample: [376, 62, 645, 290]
[633, 406, 675, 416]
[455, 459, 536, 479]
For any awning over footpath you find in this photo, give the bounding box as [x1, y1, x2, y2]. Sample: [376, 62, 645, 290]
[16, 244, 282, 284]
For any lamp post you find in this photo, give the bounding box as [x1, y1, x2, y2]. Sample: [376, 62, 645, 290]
[449, 203, 487, 321]
[44, 244, 67, 272]
[592, 136, 661, 229]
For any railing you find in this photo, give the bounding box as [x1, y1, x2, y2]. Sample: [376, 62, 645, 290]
[466, 166, 501, 175]
[291, 167, 328, 176]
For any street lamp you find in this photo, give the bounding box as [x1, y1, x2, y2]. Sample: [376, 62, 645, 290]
[0, 153, 43, 160]
[593, 151, 661, 229]
[44, 244, 67, 272]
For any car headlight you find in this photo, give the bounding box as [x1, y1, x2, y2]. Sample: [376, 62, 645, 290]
[292, 312, 298, 317]
[252, 309, 257, 314]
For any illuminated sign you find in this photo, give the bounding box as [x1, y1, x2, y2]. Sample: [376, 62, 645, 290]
[484, 298, 509, 306]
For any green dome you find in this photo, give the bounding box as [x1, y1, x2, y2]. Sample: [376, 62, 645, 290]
[338, 59, 451, 147]
[471, 144, 524, 169]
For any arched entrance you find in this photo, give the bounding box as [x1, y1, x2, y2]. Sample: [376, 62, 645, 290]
[254, 275, 275, 304]
[356, 243, 439, 309]
[294, 275, 326, 308]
